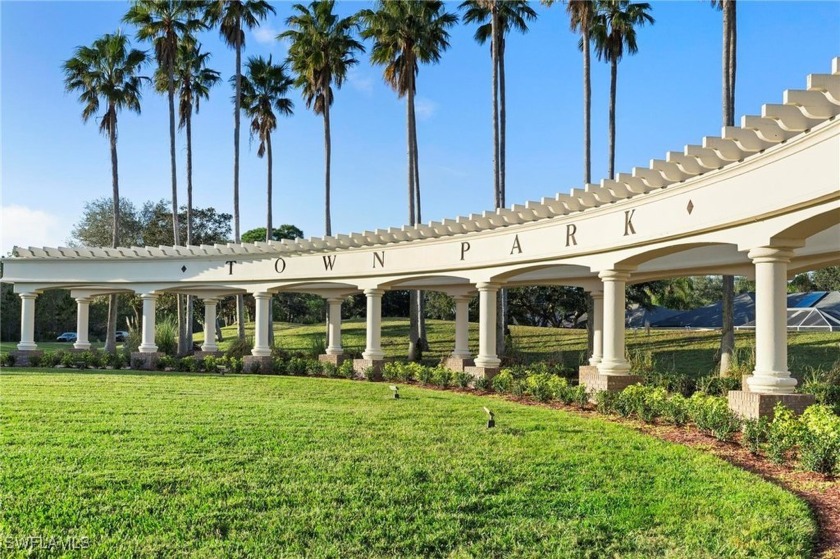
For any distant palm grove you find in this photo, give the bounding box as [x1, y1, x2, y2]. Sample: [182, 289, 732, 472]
[46, 0, 836, 364]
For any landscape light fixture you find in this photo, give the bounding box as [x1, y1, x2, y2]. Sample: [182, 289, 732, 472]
[390, 385, 400, 399]
[483, 407, 495, 429]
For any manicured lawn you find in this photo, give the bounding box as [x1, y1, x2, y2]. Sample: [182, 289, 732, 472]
[1, 371, 816, 558]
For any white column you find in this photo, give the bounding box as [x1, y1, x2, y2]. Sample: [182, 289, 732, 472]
[17, 292, 38, 351]
[598, 270, 631, 375]
[747, 247, 797, 394]
[362, 288, 385, 360]
[589, 290, 604, 365]
[452, 294, 472, 358]
[326, 297, 344, 355]
[201, 298, 219, 352]
[474, 283, 501, 368]
[73, 297, 92, 350]
[251, 292, 271, 357]
[138, 293, 158, 353]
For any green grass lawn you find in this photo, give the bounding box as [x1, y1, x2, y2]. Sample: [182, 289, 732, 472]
[1, 371, 816, 558]
[4, 319, 838, 379]
[204, 319, 840, 379]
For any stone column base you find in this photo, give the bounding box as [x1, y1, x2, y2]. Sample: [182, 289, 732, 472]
[319, 354, 348, 366]
[442, 356, 474, 372]
[243, 355, 274, 374]
[9, 350, 44, 367]
[193, 350, 224, 360]
[130, 352, 164, 371]
[353, 359, 386, 380]
[464, 366, 499, 380]
[579, 366, 642, 395]
[727, 390, 815, 420]
[741, 375, 752, 392]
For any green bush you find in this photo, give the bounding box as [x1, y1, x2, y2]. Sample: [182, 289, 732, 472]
[799, 405, 840, 475]
[28, 353, 42, 367]
[225, 337, 254, 359]
[307, 336, 326, 358]
[801, 363, 840, 415]
[570, 385, 589, 409]
[306, 359, 324, 376]
[338, 359, 355, 379]
[661, 394, 690, 426]
[696, 375, 742, 397]
[322, 362, 339, 378]
[766, 403, 804, 464]
[158, 355, 178, 371]
[473, 376, 490, 391]
[203, 356, 219, 373]
[741, 417, 769, 455]
[454, 371, 472, 389]
[595, 390, 619, 415]
[155, 316, 178, 356]
[287, 357, 308, 376]
[431, 366, 453, 388]
[689, 393, 741, 441]
[1, 353, 16, 367]
[525, 373, 556, 402]
[641, 370, 696, 397]
[417, 365, 433, 386]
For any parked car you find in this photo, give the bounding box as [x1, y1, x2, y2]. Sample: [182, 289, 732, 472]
[56, 332, 77, 342]
[115, 331, 129, 342]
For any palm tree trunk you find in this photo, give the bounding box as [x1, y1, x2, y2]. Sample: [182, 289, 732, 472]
[583, 26, 591, 185]
[234, 17, 245, 341]
[719, 0, 736, 376]
[186, 109, 194, 350]
[266, 132, 274, 348]
[169, 76, 187, 356]
[491, 8, 500, 209]
[729, 1, 736, 115]
[722, 1, 732, 128]
[410, 85, 426, 351]
[407, 66, 419, 360]
[106, 112, 119, 354]
[324, 97, 332, 237]
[608, 58, 617, 180]
[498, 35, 506, 208]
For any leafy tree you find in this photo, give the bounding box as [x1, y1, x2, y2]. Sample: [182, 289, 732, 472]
[360, 0, 458, 360]
[241, 225, 304, 243]
[204, 0, 276, 341]
[591, 0, 654, 179]
[813, 266, 840, 291]
[281, 0, 365, 237]
[63, 32, 147, 352]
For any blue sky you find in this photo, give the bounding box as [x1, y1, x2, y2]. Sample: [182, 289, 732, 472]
[1, 1, 838, 255]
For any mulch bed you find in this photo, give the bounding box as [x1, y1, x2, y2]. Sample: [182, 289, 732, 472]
[433, 385, 839, 557]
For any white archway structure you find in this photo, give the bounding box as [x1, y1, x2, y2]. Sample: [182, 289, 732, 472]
[3, 58, 839, 417]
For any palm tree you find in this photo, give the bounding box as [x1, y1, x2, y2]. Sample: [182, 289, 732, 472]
[360, 0, 458, 360]
[124, 0, 204, 355]
[566, 1, 596, 185]
[460, 0, 536, 356]
[204, 0, 275, 341]
[165, 40, 220, 348]
[281, 0, 365, 238]
[591, 0, 653, 179]
[712, 0, 737, 375]
[63, 32, 147, 353]
[239, 56, 294, 347]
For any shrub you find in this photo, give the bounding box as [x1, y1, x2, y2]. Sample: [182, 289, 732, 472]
[689, 393, 741, 441]
[179, 356, 199, 373]
[595, 390, 619, 415]
[306, 359, 324, 377]
[766, 403, 804, 464]
[801, 364, 840, 415]
[431, 366, 453, 388]
[641, 370, 696, 397]
[338, 359, 355, 379]
[455, 371, 472, 389]
[417, 365, 433, 386]
[158, 355, 178, 371]
[155, 316, 178, 356]
[287, 357, 308, 376]
[204, 356, 219, 373]
[525, 373, 556, 402]
[661, 394, 690, 426]
[322, 362, 338, 378]
[616, 384, 647, 419]
[1, 354, 16, 367]
[799, 405, 840, 475]
[307, 336, 326, 358]
[742, 417, 769, 455]
[570, 385, 589, 409]
[108, 352, 127, 370]
[697, 375, 742, 397]
[226, 337, 254, 359]
[473, 376, 490, 391]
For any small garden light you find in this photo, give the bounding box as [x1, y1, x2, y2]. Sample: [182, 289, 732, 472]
[390, 385, 400, 399]
[483, 407, 495, 428]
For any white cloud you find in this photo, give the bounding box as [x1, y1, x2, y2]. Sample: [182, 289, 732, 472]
[0, 205, 70, 256]
[348, 69, 374, 96]
[253, 25, 280, 46]
[414, 96, 438, 121]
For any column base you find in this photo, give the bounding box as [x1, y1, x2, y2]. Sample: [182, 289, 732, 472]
[464, 366, 499, 381]
[243, 355, 274, 374]
[442, 356, 474, 372]
[194, 350, 224, 360]
[596, 359, 632, 376]
[72, 343, 92, 351]
[579, 366, 642, 395]
[9, 350, 44, 367]
[353, 359, 386, 380]
[319, 354, 348, 366]
[130, 352, 164, 371]
[727, 391, 815, 420]
[16, 343, 38, 352]
[746, 372, 798, 394]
